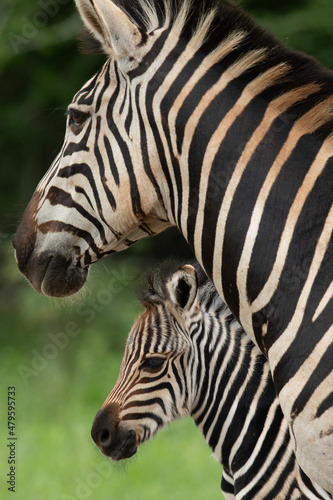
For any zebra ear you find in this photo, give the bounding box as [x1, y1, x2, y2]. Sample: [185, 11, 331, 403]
[75, 0, 146, 62]
[168, 265, 198, 312]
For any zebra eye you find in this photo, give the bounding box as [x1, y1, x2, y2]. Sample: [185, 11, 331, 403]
[140, 356, 165, 373]
[66, 109, 89, 134]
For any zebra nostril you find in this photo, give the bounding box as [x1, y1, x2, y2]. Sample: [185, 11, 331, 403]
[91, 404, 120, 452]
[100, 428, 112, 447]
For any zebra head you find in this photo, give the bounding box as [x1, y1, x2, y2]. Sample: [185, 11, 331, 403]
[91, 264, 199, 460]
[13, 0, 178, 297]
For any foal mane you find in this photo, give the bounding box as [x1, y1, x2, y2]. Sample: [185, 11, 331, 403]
[136, 259, 210, 307]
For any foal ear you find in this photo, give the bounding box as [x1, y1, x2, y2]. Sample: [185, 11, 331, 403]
[75, 0, 146, 62]
[168, 265, 198, 312]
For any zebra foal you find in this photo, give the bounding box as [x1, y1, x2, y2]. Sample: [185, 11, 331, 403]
[92, 263, 331, 500]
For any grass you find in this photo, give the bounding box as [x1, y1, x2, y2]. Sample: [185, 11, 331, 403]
[0, 242, 223, 500]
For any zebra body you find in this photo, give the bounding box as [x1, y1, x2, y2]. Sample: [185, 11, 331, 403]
[13, 0, 333, 491]
[92, 262, 331, 500]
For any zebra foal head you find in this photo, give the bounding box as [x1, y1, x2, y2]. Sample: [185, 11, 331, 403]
[91, 263, 201, 460]
[13, 0, 181, 297]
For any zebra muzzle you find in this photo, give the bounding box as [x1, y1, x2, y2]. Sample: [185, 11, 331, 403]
[13, 191, 90, 297]
[14, 246, 89, 297]
[91, 406, 138, 461]
[13, 218, 89, 297]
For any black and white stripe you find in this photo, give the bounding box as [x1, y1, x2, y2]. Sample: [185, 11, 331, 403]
[91, 262, 331, 500]
[13, 1, 333, 491]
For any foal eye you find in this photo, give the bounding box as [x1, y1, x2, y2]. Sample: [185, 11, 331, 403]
[140, 357, 165, 372]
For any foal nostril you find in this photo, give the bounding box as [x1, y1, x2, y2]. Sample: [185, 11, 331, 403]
[91, 405, 137, 460]
[91, 404, 120, 450]
[99, 428, 112, 447]
[91, 419, 113, 447]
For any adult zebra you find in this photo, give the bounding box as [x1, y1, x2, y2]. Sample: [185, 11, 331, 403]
[13, 0, 333, 491]
[91, 261, 331, 499]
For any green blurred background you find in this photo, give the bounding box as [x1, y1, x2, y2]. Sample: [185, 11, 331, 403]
[1, 0, 332, 499]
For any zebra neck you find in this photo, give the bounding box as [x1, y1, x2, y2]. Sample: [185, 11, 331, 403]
[149, 22, 282, 237]
[147, 8, 333, 331]
[190, 303, 279, 466]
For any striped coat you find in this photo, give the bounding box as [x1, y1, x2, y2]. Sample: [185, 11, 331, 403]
[13, 1, 333, 491]
[91, 262, 331, 499]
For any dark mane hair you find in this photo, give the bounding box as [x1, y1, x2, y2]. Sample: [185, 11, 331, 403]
[81, 0, 333, 132]
[114, 0, 333, 78]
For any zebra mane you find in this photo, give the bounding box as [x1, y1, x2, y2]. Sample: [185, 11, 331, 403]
[107, 0, 333, 120]
[136, 259, 211, 306]
[136, 259, 243, 343]
[116, 0, 278, 54]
